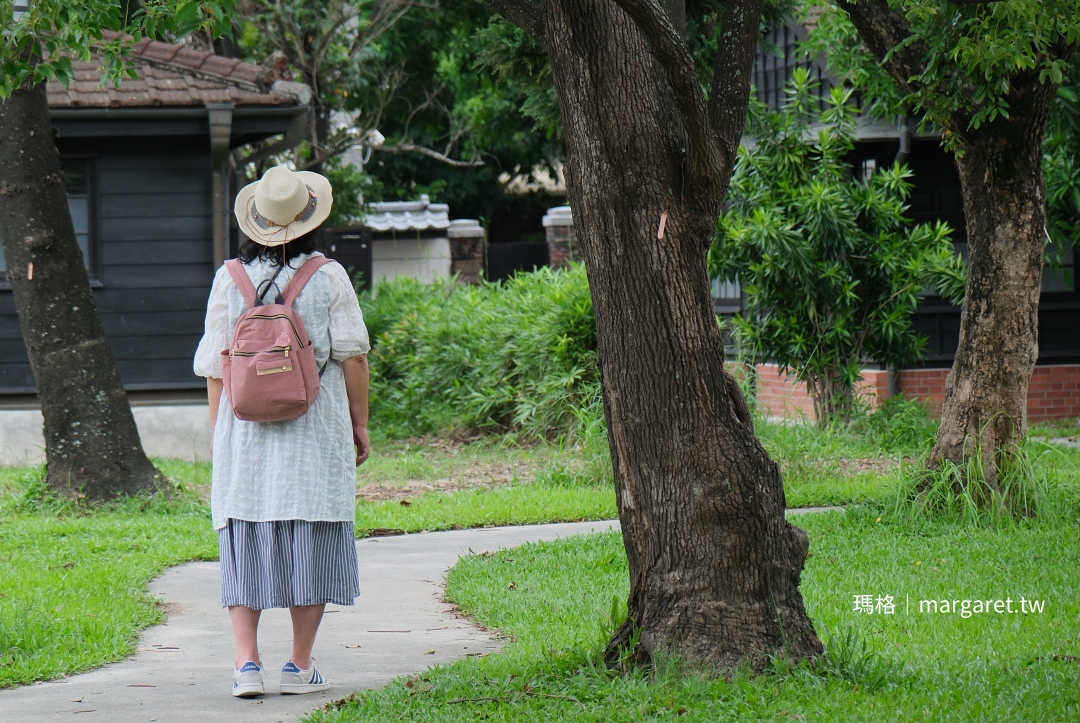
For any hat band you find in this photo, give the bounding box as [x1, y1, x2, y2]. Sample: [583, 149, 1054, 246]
[249, 187, 318, 231]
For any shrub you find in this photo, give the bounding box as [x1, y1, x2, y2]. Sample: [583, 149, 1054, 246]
[851, 395, 937, 455]
[360, 264, 598, 440]
[709, 67, 965, 426]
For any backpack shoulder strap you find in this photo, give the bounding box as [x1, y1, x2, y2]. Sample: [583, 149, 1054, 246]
[224, 259, 260, 309]
[282, 256, 332, 306]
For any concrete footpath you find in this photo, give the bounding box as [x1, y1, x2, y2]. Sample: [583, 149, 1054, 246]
[0, 521, 620, 723]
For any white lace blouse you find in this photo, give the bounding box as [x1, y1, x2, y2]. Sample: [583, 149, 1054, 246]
[193, 252, 370, 530]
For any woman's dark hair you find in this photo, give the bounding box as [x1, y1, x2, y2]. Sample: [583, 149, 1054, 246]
[237, 231, 320, 267]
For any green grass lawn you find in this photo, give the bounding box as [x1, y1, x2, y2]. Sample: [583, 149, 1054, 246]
[315, 511, 1080, 722]
[0, 467, 216, 688]
[2, 409, 1075, 696]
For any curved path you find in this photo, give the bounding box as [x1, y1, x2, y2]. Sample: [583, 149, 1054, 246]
[0, 521, 619, 723]
[0, 510, 833, 722]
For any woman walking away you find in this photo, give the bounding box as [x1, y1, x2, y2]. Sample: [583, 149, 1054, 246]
[194, 165, 370, 698]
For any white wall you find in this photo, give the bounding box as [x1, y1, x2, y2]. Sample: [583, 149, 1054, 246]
[371, 237, 451, 284]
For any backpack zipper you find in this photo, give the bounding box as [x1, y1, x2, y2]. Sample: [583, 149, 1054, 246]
[243, 313, 307, 347]
[230, 345, 292, 358]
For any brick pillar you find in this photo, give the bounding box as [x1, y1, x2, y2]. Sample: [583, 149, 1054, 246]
[542, 206, 576, 269]
[447, 219, 484, 284]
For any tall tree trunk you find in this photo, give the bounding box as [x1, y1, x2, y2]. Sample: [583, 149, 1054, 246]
[544, 0, 821, 669]
[928, 82, 1056, 490]
[0, 80, 165, 501]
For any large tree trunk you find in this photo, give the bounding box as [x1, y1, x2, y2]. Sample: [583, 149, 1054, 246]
[929, 82, 1056, 490]
[544, 0, 821, 669]
[0, 80, 165, 501]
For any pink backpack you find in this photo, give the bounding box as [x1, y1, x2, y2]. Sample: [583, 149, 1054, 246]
[220, 256, 331, 422]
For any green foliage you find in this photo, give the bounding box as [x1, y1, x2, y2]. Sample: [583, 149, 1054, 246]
[363, 0, 563, 220]
[1044, 57, 1080, 267]
[323, 155, 380, 227]
[710, 68, 963, 425]
[0, 0, 234, 97]
[850, 395, 937, 454]
[804, 0, 1080, 137]
[363, 264, 598, 439]
[807, 1, 1080, 285]
[365, 1, 799, 220]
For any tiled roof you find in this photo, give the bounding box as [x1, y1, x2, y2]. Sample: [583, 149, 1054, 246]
[366, 195, 451, 232]
[47, 33, 308, 109]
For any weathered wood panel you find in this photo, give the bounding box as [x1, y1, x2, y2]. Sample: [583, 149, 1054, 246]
[99, 192, 209, 219]
[101, 217, 213, 244]
[0, 134, 217, 393]
[100, 240, 212, 266]
[0, 363, 36, 390]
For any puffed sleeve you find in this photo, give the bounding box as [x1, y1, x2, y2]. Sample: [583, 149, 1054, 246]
[325, 261, 371, 361]
[193, 265, 232, 378]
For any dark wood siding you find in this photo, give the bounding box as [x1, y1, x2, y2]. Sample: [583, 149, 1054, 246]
[0, 136, 214, 392]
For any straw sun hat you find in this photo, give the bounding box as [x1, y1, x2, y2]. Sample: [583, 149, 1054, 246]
[234, 165, 333, 246]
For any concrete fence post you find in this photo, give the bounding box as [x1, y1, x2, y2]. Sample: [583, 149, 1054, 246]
[447, 219, 485, 283]
[542, 206, 576, 269]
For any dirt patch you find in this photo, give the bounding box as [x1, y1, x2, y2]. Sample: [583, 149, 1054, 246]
[356, 478, 498, 503]
[356, 454, 542, 503]
[835, 456, 904, 476]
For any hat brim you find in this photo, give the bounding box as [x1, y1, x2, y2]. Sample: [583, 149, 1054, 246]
[234, 171, 334, 247]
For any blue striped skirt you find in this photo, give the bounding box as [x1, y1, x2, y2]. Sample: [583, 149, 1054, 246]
[218, 519, 360, 610]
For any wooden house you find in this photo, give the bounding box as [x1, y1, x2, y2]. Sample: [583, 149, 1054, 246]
[0, 38, 310, 395]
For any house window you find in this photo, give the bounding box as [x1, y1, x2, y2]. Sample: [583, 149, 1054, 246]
[0, 158, 94, 278]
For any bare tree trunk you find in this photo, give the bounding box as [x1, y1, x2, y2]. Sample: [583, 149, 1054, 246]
[541, 0, 820, 670]
[0, 80, 165, 501]
[929, 83, 1055, 489]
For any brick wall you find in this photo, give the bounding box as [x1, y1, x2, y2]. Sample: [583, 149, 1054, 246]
[1015, 365, 1080, 421]
[753, 364, 816, 420]
[546, 224, 578, 269]
[751, 363, 1080, 422]
[896, 368, 949, 416]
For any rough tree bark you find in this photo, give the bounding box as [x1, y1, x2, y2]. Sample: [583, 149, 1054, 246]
[837, 0, 1066, 491]
[933, 90, 1055, 490]
[488, 0, 821, 670]
[0, 78, 165, 501]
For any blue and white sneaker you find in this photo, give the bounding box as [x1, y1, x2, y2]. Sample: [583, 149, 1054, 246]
[232, 661, 264, 697]
[279, 661, 331, 694]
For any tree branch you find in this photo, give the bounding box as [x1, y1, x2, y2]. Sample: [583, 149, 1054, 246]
[374, 141, 486, 167]
[484, 0, 546, 43]
[609, 0, 720, 187]
[353, 0, 417, 56]
[835, 0, 930, 97]
[707, 0, 765, 173]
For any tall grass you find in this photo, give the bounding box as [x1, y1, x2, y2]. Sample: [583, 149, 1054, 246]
[361, 265, 599, 440]
[887, 439, 1079, 528]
